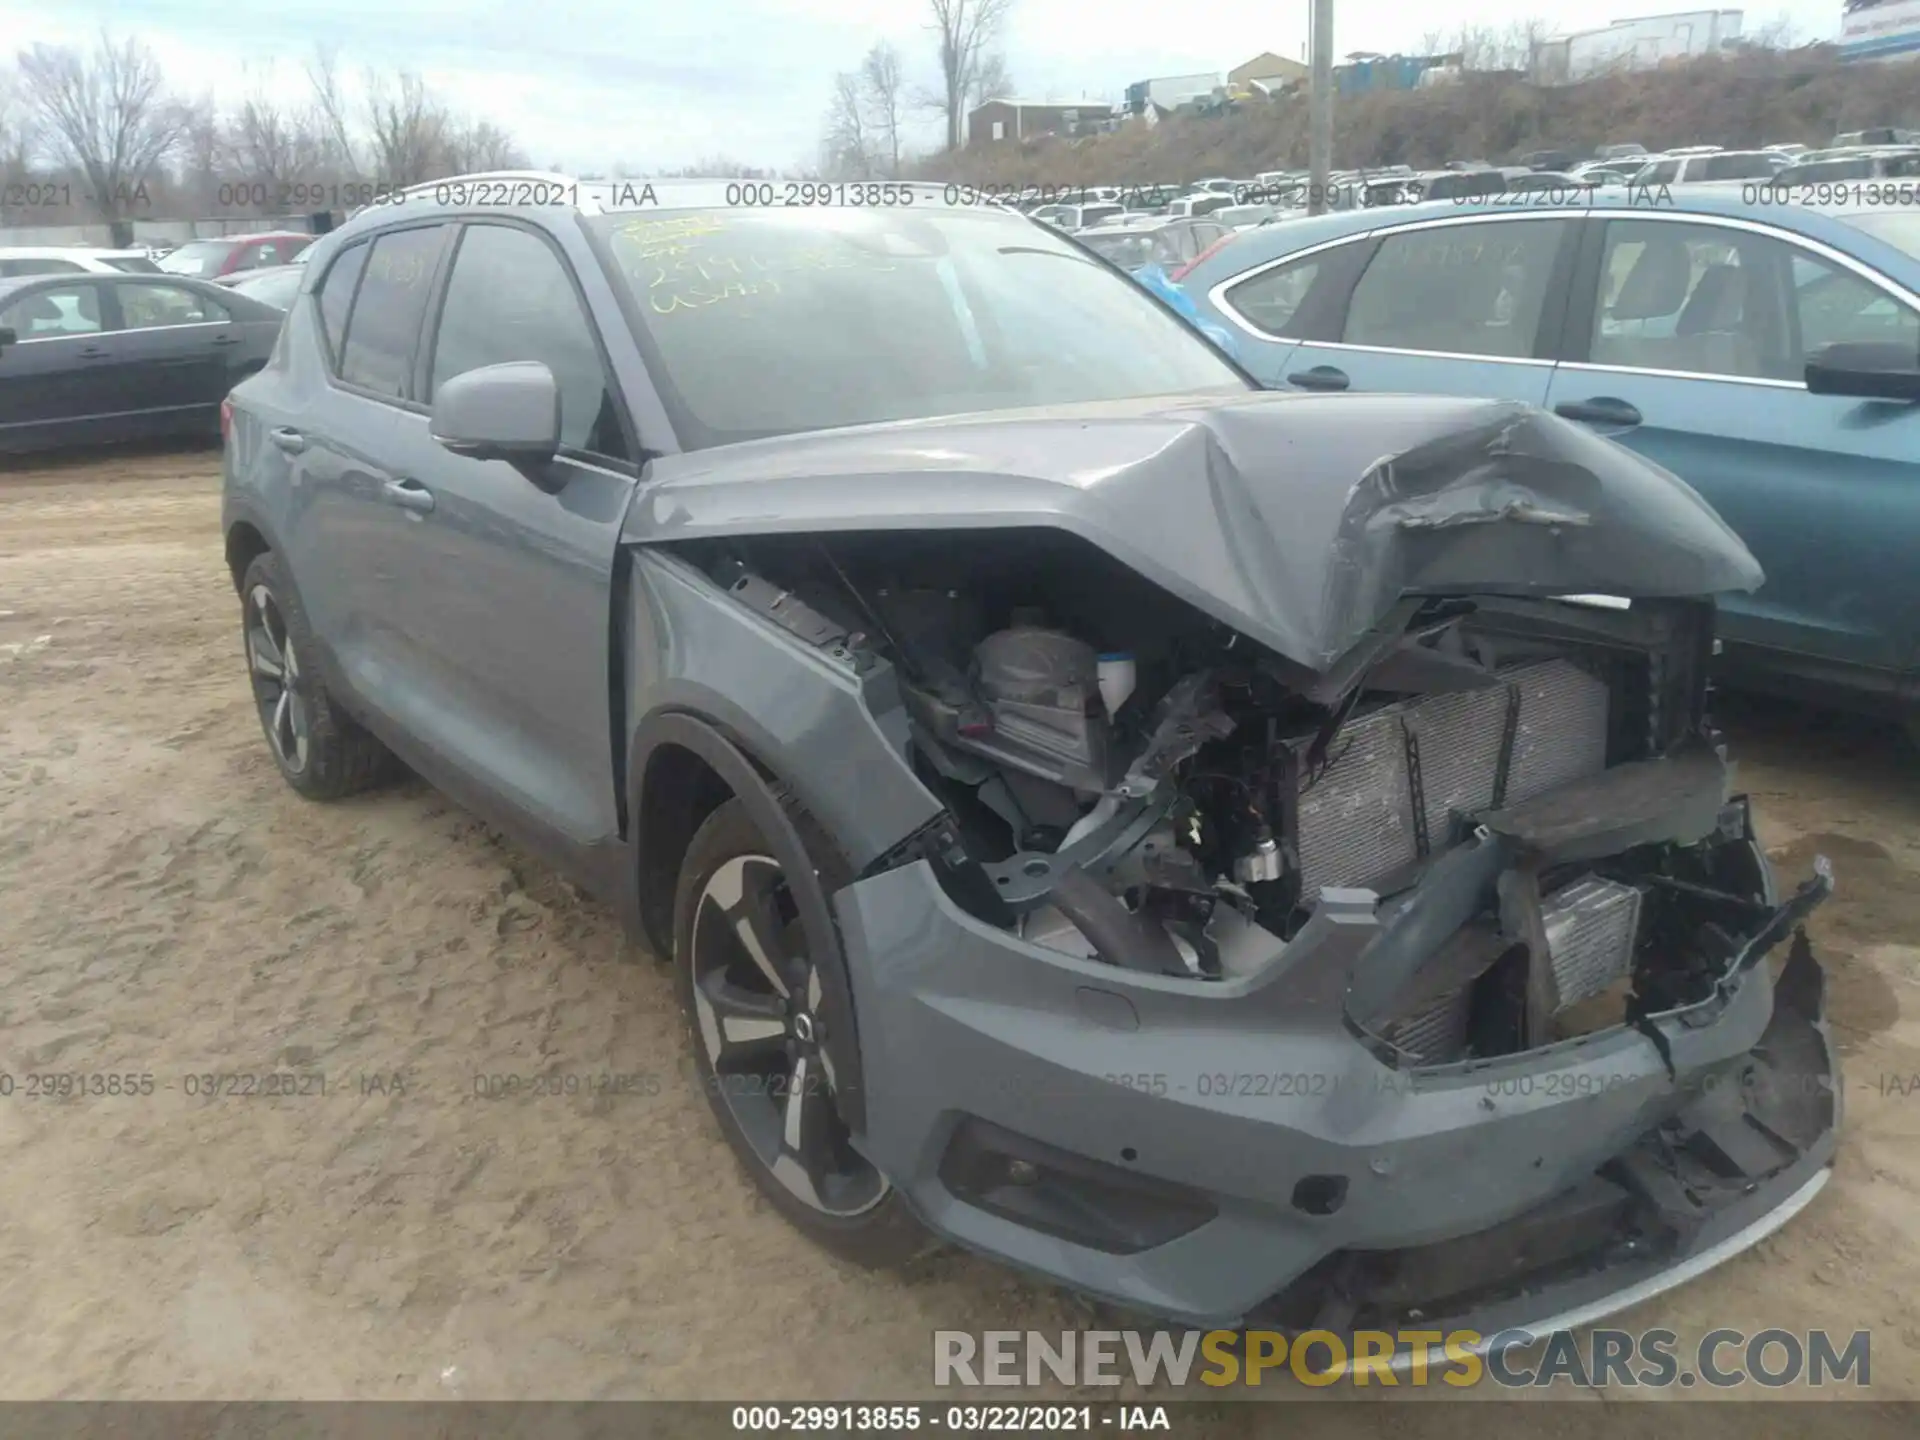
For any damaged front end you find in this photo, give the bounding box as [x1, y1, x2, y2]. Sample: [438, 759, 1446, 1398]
[640, 393, 1838, 1332]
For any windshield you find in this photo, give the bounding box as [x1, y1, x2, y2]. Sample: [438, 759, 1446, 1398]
[589, 208, 1246, 448]
[1840, 211, 1920, 262]
[103, 255, 161, 273]
[158, 240, 238, 276]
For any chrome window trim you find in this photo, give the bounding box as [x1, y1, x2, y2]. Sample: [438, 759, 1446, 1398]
[113, 318, 229, 336]
[1267, 338, 1552, 368]
[4, 329, 108, 346]
[1207, 204, 1920, 382]
[1575, 208, 1920, 386]
[1554, 360, 1806, 391]
[1208, 209, 1578, 348]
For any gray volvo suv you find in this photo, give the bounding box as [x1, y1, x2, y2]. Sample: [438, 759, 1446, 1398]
[222, 175, 1838, 1356]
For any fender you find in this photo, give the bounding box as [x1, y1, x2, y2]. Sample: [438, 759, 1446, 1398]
[629, 710, 870, 1136]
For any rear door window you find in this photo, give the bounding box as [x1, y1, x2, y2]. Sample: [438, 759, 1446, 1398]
[338, 226, 446, 398]
[0, 282, 103, 337]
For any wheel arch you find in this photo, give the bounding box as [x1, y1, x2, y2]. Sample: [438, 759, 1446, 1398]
[225, 517, 273, 594]
[629, 709, 870, 1134]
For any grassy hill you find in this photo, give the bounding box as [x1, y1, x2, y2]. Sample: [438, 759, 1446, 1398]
[931, 48, 1920, 186]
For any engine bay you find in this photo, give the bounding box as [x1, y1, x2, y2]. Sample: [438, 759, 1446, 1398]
[681, 528, 1796, 1070]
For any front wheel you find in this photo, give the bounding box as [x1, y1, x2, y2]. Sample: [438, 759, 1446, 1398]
[673, 796, 928, 1266]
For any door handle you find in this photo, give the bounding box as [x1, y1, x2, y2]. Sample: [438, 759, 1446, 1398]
[77, 346, 111, 361]
[209, 334, 241, 347]
[1554, 397, 1642, 427]
[382, 478, 435, 513]
[268, 427, 307, 454]
[1287, 365, 1350, 392]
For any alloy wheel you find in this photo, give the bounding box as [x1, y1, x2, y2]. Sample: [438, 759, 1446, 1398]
[690, 852, 888, 1217]
[245, 583, 311, 773]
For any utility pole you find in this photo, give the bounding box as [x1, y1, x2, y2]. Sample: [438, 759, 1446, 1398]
[1308, 0, 1334, 215]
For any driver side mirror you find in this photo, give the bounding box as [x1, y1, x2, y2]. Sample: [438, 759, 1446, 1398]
[0, 326, 15, 350]
[1805, 340, 1920, 403]
[430, 361, 562, 477]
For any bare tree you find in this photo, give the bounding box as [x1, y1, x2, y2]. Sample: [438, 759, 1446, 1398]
[363, 71, 449, 186]
[305, 46, 362, 179]
[445, 118, 526, 173]
[861, 42, 906, 176]
[1435, 17, 1554, 71]
[928, 0, 1014, 151]
[824, 70, 874, 179]
[967, 53, 1011, 113]
[229, 68, 335, 196]
[15, 34, 189, 219]
[0, 64, 34, 191]
[173, 93, 226, 212]
[1747, 14, 1803, 49]
[657, 156, 775, 178]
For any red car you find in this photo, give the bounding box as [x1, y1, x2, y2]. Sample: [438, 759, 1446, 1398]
[157, 231, 314, 280]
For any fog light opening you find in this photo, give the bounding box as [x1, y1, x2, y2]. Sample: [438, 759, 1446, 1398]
[1293, 1174, 1348, 1216]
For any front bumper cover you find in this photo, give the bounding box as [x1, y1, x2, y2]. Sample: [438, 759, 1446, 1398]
[833, 857, 1839, 1333]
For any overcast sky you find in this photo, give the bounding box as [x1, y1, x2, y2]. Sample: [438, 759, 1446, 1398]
[1, 0, 1843, 173]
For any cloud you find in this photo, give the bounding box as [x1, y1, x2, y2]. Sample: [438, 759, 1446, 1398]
[2, 0, 1847, 172]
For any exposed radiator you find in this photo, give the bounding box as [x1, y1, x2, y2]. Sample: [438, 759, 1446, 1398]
[1541, 875, 1643, 1013]
[1292, 659, 1610, 897]
[1382, 987, 1474, 1065]
[1381, 876, 1644, 1065]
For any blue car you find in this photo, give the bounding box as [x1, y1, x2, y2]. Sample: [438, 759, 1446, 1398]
[1076, 220, 1244, 359]
[1176, 191, 1920, 723]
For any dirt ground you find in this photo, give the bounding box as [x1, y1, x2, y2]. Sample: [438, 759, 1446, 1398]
[1, 443, 1917, 1416]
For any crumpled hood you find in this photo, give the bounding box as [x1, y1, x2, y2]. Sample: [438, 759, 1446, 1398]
[625, 390, 1763, 673]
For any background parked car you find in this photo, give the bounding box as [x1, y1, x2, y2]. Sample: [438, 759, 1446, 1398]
[157, 232, 314, 280]
[1209, 203, 1281, 231]
[1173, 192, 1920, 719]
[0, 247, 163, 278]
[1634, 149, 1792, 184]
[219, 264, 307, 310]
[1775, 148, 1920, 185]
[1076, 217, 1232, 273]
[0, 272, 284, 454]
[1835, 127, 1919, 148]
[1030, 202, 1125, 231]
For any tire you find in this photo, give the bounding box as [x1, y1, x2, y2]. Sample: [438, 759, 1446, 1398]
[673, 795, 929, 1267]
[239, 550, 397, 800]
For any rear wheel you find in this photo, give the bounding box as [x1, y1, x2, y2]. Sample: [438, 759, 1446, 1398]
[240, 550, 396, 800]
[673, 797, 927, 1265]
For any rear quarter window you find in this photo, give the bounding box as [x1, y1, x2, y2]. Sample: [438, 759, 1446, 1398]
[315, 241, 369, 369]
